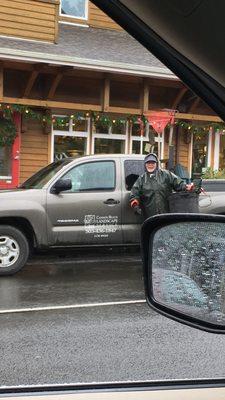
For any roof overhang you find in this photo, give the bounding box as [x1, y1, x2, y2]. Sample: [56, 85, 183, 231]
[0, 47, 177, 80]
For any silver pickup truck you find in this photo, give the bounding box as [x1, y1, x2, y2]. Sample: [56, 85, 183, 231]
[0, 155, 146, 275]
[0, 154, 223, 275]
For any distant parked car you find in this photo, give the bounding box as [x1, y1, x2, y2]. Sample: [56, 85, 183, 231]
[199, 179, 225, 215]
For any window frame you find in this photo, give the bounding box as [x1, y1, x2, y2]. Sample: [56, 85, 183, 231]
[130, 122, 164, 158]
[124, 158, 145, 191]
[59, 0, 89, 21]
[51, 115, 90, 162]
[92, 121, 129, 154]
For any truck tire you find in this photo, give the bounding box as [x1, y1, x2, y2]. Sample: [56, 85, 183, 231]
[0, 225, 29, 276]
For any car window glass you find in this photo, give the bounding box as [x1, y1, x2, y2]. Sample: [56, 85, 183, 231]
[124, 160, 145, 190]
[62, 161, 115, 192]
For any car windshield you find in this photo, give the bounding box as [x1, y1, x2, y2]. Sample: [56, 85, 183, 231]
[19, 159, 72, 189]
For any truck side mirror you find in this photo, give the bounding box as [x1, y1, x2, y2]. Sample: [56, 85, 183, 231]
[51, 178, 72, 194]
[141, 213, 225, 334]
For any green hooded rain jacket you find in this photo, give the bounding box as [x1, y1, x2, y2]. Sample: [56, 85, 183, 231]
[130, 169, 186, 218]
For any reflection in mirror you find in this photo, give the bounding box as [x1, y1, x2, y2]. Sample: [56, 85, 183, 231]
[151, 222, 225, 325]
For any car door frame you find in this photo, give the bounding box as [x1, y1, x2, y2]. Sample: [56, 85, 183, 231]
[46, 157, 123, 246]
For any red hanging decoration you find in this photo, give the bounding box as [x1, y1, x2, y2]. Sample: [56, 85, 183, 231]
[137, 116, 144, 136]
[145, 110, 176, 134]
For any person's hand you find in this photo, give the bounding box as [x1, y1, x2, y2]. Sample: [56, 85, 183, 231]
[185, 183, 194, 191]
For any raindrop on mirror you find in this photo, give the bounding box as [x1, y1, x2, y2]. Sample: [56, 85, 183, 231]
[150, 222, 225, 325]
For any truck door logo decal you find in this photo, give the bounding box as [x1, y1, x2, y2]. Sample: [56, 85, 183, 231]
[84, 214, 118, 237]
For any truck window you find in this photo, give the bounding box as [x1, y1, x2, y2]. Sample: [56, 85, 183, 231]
[63, 161, 115, 192]
[124, 160, 145, 190]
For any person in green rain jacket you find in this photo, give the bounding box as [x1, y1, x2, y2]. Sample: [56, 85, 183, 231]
[130, 153, 193, 219]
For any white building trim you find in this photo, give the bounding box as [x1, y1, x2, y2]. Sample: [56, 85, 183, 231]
[59, 0, 88, 20]
[0, 47, 177, 79]
[214, 130, 221, 171]
[207, 127, 213, 167]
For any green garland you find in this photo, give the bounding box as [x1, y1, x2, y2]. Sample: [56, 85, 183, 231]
[173, 120, 225, 136]
[1, 103, 224, 132]
[0, 117, 16, 146]
[0, 103, 225, 147]
[0, 105, 154, 130]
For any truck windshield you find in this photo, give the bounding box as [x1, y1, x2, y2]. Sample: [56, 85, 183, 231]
[19, 159, 72, 189]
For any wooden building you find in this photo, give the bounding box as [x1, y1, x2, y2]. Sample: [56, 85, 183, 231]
[0, 0, 223, 188]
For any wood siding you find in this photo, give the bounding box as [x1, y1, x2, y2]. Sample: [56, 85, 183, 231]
[89, 2, 122, 30]
[20, 119, 49, 182]
[0, 0, 59, 43]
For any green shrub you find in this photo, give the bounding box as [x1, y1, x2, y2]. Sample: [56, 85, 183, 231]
[202, 167, 225, 179]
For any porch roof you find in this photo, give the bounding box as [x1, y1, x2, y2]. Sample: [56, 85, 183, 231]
[0, 24, 176, 79]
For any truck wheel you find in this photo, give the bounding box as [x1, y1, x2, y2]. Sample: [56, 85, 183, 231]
[0, 225, 29, 276]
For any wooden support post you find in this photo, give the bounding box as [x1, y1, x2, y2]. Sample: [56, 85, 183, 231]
[102, 76, 110, 112]
[140, 78, 149, 113]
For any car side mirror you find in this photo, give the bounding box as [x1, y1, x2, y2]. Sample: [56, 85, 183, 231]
[51, 178, 72, 194]
[142, 213, 225, 334]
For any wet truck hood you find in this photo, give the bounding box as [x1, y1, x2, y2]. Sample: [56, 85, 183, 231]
[0, 189, 46, 212]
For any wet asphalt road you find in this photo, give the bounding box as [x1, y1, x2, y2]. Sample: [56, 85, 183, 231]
[1, 249, 225, 386]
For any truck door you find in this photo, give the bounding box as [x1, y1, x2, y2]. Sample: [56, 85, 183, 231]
[46, 159, 122, 246]
[121, 158, 145, 244]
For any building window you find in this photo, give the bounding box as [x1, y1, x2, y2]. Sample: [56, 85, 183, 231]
[130, 123, 163, 158]
[54, 136, 87, 160]
[52, 115, 90, 161]
[192, 131, 209, 178]
[95, 138, 125, 154]
[60, 0, 88, 20]
[132, 140, 141, 154]
[92, 120, 128, 154]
